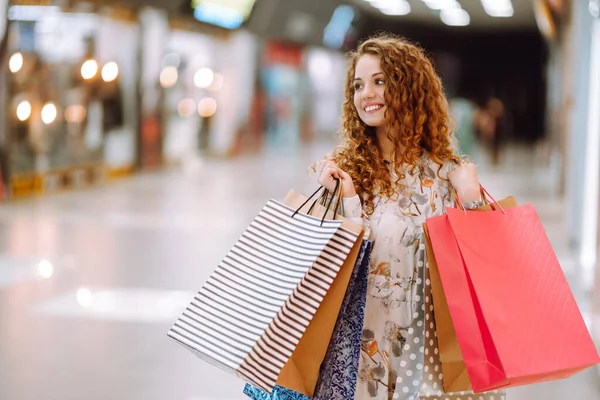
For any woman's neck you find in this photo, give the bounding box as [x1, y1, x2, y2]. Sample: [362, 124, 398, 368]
[376, 126, 397, 161]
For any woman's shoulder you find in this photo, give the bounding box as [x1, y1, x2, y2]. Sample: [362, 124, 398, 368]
[420, 152, 459, 180]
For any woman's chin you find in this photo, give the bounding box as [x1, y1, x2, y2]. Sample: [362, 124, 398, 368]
[363, 119, 385, 128]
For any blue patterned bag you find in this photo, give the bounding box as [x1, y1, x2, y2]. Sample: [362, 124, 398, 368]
[244, 240, 372, 400]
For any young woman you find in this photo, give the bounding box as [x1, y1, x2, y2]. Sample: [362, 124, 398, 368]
[316, 34, 506, 400]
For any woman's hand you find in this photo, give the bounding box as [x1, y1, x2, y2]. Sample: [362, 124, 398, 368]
[317, 159, 357, 198]
[447, 162, 481, 202]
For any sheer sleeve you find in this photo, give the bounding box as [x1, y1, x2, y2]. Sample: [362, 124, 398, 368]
[438, 161, 458, 210]
[342, 195, 371, 237]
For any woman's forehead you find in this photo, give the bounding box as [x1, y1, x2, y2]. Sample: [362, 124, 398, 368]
[354, 54, 382, 77]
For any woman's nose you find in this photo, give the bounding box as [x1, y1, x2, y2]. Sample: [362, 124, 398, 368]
[362, 87, 376, 100]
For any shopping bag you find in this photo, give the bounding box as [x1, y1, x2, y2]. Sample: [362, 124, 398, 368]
[168, 182, 362, 394]
[423, 195, 517, 393]
[276, 188, 364, 396]
[243, 239, 372, 400]
[425, 187, 600, 392]
[312, 239, 372, 399]
[243, 384, 310, 400]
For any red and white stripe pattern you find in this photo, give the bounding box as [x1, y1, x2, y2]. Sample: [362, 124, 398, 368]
[168, 199, 357, 392]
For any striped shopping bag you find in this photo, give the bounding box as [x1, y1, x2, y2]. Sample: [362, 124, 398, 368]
[168, 186, 361, 393]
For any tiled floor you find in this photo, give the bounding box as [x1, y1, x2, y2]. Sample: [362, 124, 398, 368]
[0, 142, 598, 400]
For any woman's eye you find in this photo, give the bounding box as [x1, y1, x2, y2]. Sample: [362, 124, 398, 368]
[375, 79, 385, 85]
[354, 83, 363, 90]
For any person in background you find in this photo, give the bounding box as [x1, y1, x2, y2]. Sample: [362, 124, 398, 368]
[474, 97, 506, 167]
[315, 34, 506, 400]
[449, 95, 477, 158]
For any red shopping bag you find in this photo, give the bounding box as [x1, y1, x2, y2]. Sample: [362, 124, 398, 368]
[426, 193, 600, 393]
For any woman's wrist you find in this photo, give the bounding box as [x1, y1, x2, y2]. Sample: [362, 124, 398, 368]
[456, 184, 481, 203]
[342, 194, 362, 218]
[343, 187, 357, 199]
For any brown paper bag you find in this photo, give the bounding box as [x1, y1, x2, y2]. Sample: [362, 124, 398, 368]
[423, 196, 518, 393]
[276, 189, 365, 396]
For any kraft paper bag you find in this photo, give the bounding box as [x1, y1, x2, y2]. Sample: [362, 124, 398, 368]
[423, 196, 517, 393]
[277, 189, 364, 396]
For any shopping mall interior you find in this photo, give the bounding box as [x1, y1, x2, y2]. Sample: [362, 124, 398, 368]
[0, 0, 600, 399]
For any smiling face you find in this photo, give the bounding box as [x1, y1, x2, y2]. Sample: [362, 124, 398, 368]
[353, 54, 387, 130]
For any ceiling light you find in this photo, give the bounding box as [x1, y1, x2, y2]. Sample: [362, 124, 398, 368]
[369, 0, 393, 5]
[380, 1, 411, 15]
[423, 0, 460, 11]
[481, 0, 514, 17]
[441, 7, 470, 26]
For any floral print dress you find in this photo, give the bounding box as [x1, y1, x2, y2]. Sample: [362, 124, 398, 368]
[342, 156, 506, 400]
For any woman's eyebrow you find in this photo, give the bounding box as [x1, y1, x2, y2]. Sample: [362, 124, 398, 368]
[353, 72, 384, 81]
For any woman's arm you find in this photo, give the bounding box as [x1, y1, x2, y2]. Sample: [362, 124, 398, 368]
[342, 194, 371, 236]
[439, 161, 484, 210]
[447, 162, 483, 205]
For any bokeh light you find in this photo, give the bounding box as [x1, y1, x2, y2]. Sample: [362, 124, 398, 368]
[16, 101, 31, 121]
[178, 98, 196, 118]
[65, 105, 87, 124]
[198, 98, 217, 117]
[81, 60, 99, 80]
[101, 62, 119, 82]
[77, 288, 93, 307]
[194, 68, 214, 89]
[160, 66, 178, 88]
[9, 52, 24, 73]
[41, 103, 58, 124]
[38, 259, 54, 279]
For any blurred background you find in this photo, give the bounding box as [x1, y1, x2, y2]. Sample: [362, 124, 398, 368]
[0, 0, 599, 399]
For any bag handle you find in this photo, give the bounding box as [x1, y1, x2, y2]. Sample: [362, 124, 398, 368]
[312, 179, 343, 225]
[310, 180, 345, 219]
[293, 179, 344, 226]
[454, 185, 506, 216]
[453, 186, 488, 210]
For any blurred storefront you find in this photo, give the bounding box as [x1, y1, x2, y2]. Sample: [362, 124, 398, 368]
[140, 8, 256, 168]
[0, 0, 263, 196]
[0, 0, 360, 199]
[305, 47, 347, 143]
[559, 0, 599, 266]
[151, 17, 258, 164]
[259, 41, 305, 150]
[1, 0, 9, 198]
[544, 0, 600, 359]
[581, 0, 600, 360]
[2, 2, 139, 197]
[135, 0, 260, 166]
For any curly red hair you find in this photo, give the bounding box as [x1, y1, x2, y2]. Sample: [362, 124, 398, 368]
[332, 33, 459, 214]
